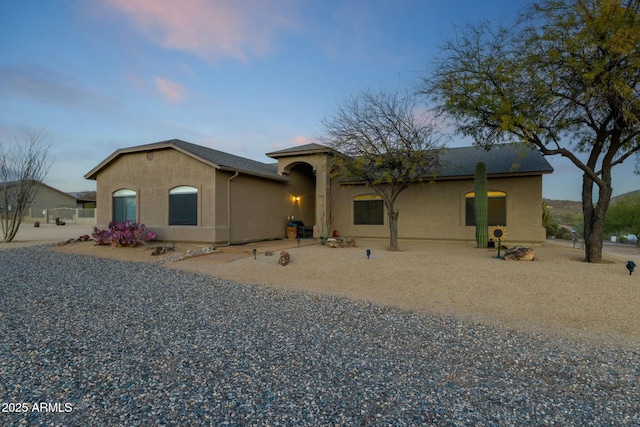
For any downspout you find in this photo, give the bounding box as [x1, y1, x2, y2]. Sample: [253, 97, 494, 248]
[226, 171, 240, 245]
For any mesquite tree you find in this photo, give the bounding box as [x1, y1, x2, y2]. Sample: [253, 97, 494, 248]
[474, 162, 488, 248]
[321, 88, 444, 251]
[0, 131, 52, 242]
[422, 0, 640, 263]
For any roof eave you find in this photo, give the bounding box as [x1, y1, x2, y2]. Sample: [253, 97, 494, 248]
[217, 165, 288, 182]
[266, 147, 335, 159]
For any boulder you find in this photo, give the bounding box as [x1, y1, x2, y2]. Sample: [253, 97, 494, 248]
[278, 251, 290, 266]
[503, 246, 536, 261]
[326, 236, 357, 248]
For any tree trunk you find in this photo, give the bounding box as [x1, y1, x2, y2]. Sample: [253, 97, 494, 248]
[581, 173, 612, 263]
[388, 207, 399, 251]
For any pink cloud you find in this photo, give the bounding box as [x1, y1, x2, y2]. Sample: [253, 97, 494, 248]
[104, 0, 297, 62]
[154, 77, 186, 102]
[291, 135, 312, 146]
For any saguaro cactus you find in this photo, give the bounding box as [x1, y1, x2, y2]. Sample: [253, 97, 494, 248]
[474, 161, 488, 248]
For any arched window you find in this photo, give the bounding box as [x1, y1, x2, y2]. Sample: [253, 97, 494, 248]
[112, 189, 136, 222]
[354, 194, 383, 225]
[465, 191, 506, 226]
[169, 186, 198, 225]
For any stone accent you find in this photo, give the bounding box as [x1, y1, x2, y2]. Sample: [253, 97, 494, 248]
[503, 246, 536, 261]
[326, 236, 357, 248]
[279, 251, 290, 266]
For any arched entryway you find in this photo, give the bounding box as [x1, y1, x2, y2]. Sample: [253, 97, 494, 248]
[267, 143, 334, 239]
[286, 162, 316, 230]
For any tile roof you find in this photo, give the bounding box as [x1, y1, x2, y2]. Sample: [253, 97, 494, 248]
[168, 139, 281, 179]
[85, 139, 283, 181]
[266, 143, 334, 158]
[439, 144, 553, 178]
[86, 139, 552, 182]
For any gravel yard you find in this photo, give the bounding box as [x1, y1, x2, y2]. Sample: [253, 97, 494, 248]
[1, 245, 639, 425]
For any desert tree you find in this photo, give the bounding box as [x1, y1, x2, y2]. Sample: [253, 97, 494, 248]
[605, 194, 640, 246]
[421, 0, 640, 262]
[321, 88, 444, 251]
[0, 130, 52, 242]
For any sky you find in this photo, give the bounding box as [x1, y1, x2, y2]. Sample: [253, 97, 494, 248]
[0, 0, 637, 201]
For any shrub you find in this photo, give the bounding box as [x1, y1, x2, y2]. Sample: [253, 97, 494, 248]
[555, 226, 574, 240]
[92, 221, 156, 247]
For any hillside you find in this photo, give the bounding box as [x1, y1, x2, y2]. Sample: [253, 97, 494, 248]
[543, 198, 582, 226]
[612, 189, 640, 202]
[545, 190, 639, 227]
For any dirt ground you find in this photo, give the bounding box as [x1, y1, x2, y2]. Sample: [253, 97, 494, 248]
[5, 223, 640, 347]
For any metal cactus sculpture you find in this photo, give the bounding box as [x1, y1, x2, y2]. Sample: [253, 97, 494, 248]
[474, 161, 488, 248]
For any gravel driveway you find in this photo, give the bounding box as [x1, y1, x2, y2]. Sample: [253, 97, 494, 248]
[1, 245, 639, 426]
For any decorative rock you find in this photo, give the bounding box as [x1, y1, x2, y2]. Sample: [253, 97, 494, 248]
[278, 250, 290, 266]
[154, 246, 220, 263]
[151, 246, 166, 256]
[326, 236, 357, 248]
[503, 246, 536, 261]
[264, 251, 273, 256]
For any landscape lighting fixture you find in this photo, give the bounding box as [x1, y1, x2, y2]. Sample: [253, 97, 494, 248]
[626, 261, 636, 275]
[252, 248, 257, 260]
[297, 238, 300, 247]
[366, 249, 371, 259]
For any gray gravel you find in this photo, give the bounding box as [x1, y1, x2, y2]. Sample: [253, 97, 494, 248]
[1, 245, 639, 426]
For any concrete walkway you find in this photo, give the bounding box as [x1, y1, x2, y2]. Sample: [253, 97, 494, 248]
[0, 223, 93, 248]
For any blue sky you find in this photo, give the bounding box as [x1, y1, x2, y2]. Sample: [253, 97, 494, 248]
[1, 0, 637, 200]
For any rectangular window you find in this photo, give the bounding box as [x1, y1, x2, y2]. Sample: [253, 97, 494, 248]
[465, 192, 507, 226]
[169, 193, 197, 225]
[354, 195, 383, 225]
[113, 195, 136, 222]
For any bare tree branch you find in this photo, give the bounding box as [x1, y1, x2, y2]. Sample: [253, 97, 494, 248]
[321, 88, 445, 250]
[1, 130, 53, 242]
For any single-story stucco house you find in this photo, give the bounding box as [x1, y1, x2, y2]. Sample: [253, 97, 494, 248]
[1, 181, 79, 223]
[84, 139, 553, 244]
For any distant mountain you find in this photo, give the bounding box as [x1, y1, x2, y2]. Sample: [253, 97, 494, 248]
[544, 198, 582, 226]
[544, 189, 640, 226]
[68, 191, 96, 201]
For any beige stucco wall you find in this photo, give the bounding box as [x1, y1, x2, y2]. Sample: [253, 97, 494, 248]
[7, 185, 77, 222]
[222, 171, 290, 243]
[330, 175, 546, 244]
[94, 148, 219, 242]
[277, 154, 332, 238]
[94, 148, 295, 243]
[92, 147, 546, 244]
[31, 186, 77, 210]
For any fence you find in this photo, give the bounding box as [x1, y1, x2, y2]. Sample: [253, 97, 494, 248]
[25, 207, 97, 225]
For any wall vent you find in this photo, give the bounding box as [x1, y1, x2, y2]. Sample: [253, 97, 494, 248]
[146, 151, 154, 161]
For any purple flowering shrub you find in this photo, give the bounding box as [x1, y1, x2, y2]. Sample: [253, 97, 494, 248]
[92, 221, 157, 247]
